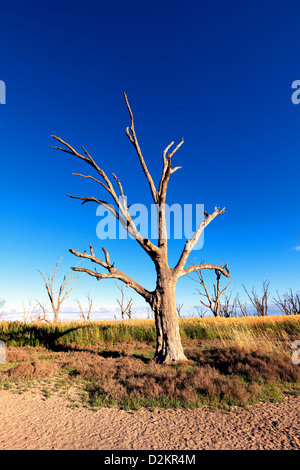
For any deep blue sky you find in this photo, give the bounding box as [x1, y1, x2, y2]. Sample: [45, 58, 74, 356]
[0, 0, 299, 318]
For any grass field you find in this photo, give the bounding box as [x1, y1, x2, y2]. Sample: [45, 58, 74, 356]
[0, 315, 299, 410]
[0, 315, 300, 347]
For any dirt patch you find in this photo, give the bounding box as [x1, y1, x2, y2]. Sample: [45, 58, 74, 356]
[0, 391, 299, 450]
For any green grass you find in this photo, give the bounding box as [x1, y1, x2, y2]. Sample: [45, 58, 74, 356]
[1, 315, 300, 348]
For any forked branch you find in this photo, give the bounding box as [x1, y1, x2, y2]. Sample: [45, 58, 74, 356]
[174, 206, 226, 277]
[124, 92, 158, 204]
[70, 245, 152, 302]
[51, 130, 159, 258]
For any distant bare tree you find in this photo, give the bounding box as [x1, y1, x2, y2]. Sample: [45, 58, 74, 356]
[192, 267, 234, 317]
[220, 293, 239, 318]
[38, 258, 82, 323]
[273, 289, 300, 316]
[34, 300, 51, 323]
[243, 280, 269, 316]
[237, 296, 249, 317]
[194, 306, 207, 318]
[116, 283, 133, 320]
[75, 293, 93, 321]
[176, 303, 184, 318]
[22, 300, 36, 323]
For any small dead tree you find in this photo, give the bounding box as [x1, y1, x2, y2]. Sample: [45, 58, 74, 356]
[116, 283, 133, 320]
[22, 300, 36, 323]
[176, 303, 184, 318]
[273, 289, 300, 315]
[75, 293, 93, 321]
[51, 93, 231, 363]
[192, 267, 234, 317]
[34, 300, 51, 323]
[243, 280, 269, 317]
[236, 295, 249, 317]
[38, 258, 81, 323]
[220, 293, 239, 318]
[194, 306, 207, 318]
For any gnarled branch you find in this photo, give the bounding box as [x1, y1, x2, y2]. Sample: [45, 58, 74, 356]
[69, 245, 152, 302]
[51, 134, 159, 258]
[174, 206, 225, 277]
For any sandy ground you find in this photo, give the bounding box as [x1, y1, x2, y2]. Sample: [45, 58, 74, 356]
[0, 391, 299, 450]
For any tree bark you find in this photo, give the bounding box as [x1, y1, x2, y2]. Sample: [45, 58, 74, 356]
[151, 261, 188, 364]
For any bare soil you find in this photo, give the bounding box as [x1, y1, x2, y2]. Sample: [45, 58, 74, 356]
[0, 390, 299, 450]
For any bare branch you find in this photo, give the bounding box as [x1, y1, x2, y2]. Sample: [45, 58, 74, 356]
[70, 245, 152, 302]
[35, 300, 51, 323]
[180, 262, 231, 278]
[73, 173, 110, 192]
[174, 206, 225, 276]
[52, 133, 160, 258]
[124, 92, 158, 203]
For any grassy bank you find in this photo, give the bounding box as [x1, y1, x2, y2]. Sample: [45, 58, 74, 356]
[0, 315, 299, 348]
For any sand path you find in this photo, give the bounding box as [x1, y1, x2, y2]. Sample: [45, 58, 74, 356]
[0, 391, 299, 450]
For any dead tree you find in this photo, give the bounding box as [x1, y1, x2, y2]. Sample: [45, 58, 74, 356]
[51, 93, 231, 363]
[192, 268, 234, 317]
[220, 293, 239, 318]
[243, 280, 269, 316]
[194, 306, 207, 318]
[236, 295, 249, 317]
[75, 293, 93, 321]
[116, 283, 133, 320]
[38, 258, 81, 323]
[176, 303, 184, 318]
[22, 300, 36, 323]
[273, 289, 300, 315]
[35, 300, 51, 323]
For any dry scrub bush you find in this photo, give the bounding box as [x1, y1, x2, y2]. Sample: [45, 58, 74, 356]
[85, 350, 268, 407]
[94, 377, 127, 400]
[6, 348, 38, 363]
[7, 360, 57, 378]
[186, 346, 300, 383]
[57, 343, 300, 408]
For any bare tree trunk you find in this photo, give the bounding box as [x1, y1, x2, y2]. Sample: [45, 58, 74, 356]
[151, 262, 187, 364]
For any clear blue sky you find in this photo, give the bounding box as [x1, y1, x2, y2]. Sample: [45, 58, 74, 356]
[0, 0, 299, 318]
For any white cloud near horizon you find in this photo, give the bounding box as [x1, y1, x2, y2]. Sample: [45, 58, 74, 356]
[294, 246, 300, 251]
